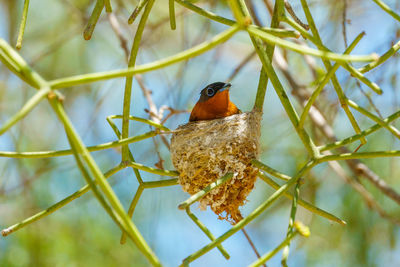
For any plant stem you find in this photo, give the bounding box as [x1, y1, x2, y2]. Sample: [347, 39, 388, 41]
[347, 99, 400, 139]
[16, 0, 30, 49]
[229, 0, 319, 157]
[253, 0, 283, 111]
[252, 159, 291, 181]
[67, 132, 126, 237]
[258, 171, 346, 225]
[1, 165, 123, 237]
[108, 114, 170, 131]
[178, 173, 233, 210]
[83, 0, 104, 40]
[49, 25, 240, 89]
[169, 0, 176, 30]
[300, 0, 367, 144]
[0, 86, 50, 135]
[186, 207, 230, 259]
[0, 131, 158, 158]
[142, 178, 178, 188]
[318, 151, 400, 162]
[128, 0, 149, 24]
[247, 26, 376, 63]
[104, 0, 112, 12]
[126, 161, 179, 177]
[120, 185, 145, 244]
[319, 110, 400, 151]
[175, 0, 297, 38]
[283, 16, 382, 95]
[281, 179, 301, 266]
[181, 161, 316, 265]
[372, 0, 400, 22]
[248, 222, 310, 267]
[298, 32, 365, 129]
[359, 40, 400, 73]
[122, 0, 155, 162]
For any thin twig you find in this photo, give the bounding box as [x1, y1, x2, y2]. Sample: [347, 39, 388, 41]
[107, 13, 130, 60]
[16, 0, 30, 49]
[327, 155, 400, 225]
[284, 0, 309, 30]
[342, 0, 348, 48]
[227, 50, 257, 82]
[242, 228, 266, 267]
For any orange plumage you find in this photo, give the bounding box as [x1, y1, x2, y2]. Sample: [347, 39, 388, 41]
[189, 82, 240, 122]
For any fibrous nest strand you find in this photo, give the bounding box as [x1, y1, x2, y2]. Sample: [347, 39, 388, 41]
[171, 110, 262, 223]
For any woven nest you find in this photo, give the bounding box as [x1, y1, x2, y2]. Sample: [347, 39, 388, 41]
[170, 110, 262, 223]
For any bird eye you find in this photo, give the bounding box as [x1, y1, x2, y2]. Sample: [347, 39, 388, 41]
[206, 88, 214, 96]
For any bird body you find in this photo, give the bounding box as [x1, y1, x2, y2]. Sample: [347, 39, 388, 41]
[189, 82, 240, 122]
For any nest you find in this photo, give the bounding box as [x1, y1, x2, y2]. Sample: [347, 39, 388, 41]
[170, 110, 262, 223]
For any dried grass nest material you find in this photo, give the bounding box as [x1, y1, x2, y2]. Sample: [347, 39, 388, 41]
[170, 110, 262, 223]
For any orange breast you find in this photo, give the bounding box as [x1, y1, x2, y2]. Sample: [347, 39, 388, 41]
[190, 90, 240, 121]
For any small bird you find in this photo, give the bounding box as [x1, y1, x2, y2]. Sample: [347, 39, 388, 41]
[189, 82, 241, 122]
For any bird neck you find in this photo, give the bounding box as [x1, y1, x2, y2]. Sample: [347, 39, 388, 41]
[208, 90, 230, 113]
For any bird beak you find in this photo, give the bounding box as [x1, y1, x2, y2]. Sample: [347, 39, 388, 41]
[220, 83, 231, 92]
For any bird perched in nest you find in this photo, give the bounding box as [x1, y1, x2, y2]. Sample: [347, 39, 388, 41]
[189, 82, 241, 122]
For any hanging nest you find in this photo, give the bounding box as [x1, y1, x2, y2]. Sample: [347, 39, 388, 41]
[170, 110, 262, 223]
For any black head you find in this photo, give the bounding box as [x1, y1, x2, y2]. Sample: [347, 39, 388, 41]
[199, 82, 231, 102]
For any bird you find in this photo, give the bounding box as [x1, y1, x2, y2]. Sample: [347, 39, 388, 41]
[189, 82, 241, 122]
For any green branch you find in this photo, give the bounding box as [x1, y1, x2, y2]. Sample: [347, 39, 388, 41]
[122, 0, 155, 162]
[83, 0, 104, 40]
[281, 179, 301, 266]
[0, 86, 51, 135]
[128, 0, 149, 24]
[108, 114, 170, 131]
[120, 177, 178, 244]
[120, 186, 145, 245]
[1, 164, 123, 237]
[181, 160, 316, 265]
[319, 110, 400, 151]
[372, 0, 400, 22]
[247, 26, 376, 63]
[252, 159, 291, 181]
[16, 0, 30, 49]
[175, 0, 298, 38]
[106, 115, 145, 190]
[0, 130, 158, 158]
[67, 133, 126, 238]
[126, 161, 179, 177]
[49, 98, 161, 266]
[178, 173, 234, 210]
[249, 222, 310, 267]
[104, 0, 112, 13]
[0, 46, 34, 87]
[258, 172, 346, 225]
[300, 0, 367, 145]
[49, 25, 240, 89]
[231, 0, 319, 157]
[282, 16, 382, 95]
[186, 208, 230, 259]
[318, 151, 400, 162]
[359, 40, 400, 73]
[298, 32, 365, 129]
[253, 0, 283, 111]
[0, 42, 158, 257]
[0, 39, 46, 88]
[142, 178, 178, 188]
[347, 99, 400, 139]
[249, 34, 319, 157]
[169, 0, 176, 30]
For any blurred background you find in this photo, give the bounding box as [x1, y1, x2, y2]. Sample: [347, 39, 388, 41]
[0, 0, 400, 266]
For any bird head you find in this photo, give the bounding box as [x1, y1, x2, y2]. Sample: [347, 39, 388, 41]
[198, 82, 231, 103]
